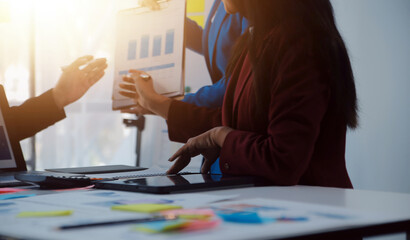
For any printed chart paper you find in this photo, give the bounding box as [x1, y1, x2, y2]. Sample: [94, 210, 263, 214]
[0, 193, 388, 240]
[112, 0, 186, 109]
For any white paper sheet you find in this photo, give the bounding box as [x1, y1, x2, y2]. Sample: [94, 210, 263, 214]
[0, 189, 238, 240]
[0, 194, 389, 240]
[112, 0, 186, 109]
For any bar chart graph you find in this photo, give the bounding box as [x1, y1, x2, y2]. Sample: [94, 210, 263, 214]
[113, 0, 185, 109]
[126, 29, 175, 61]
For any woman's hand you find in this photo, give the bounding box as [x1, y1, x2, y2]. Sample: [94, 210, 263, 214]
[119, 70, 172, 119]
[167, 126, 233, 174]
[53, 56, 107, 109]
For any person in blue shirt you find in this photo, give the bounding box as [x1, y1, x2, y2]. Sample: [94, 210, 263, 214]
[183, 0, 247, 173]
[182, 0, 248, 108]
[122, 0, 247, 173]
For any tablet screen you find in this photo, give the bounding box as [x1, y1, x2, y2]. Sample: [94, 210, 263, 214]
[95, 174, 256, 194]
[123, 174, 224, 186]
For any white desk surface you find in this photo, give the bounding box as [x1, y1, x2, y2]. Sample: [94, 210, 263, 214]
[208, 185, 410, 221]
[1, 185, 410, 240]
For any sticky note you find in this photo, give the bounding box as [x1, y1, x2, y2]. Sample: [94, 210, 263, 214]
[182, 219, 220, 232]
[217, 211, 275, 224]
[134, 219, 188, 233]
[0, 1, 11, 23]
[0, 188, 28, 194]
[111, 203, 182, 213]
[0, 194, 36, 201]
[188, 15, 205, 28]
[278, 216, 309, 222]
[187, 0, 205, 13]
[162, 209, 215, 220]
[17, 210, 73, 218]
[134, 219, 220, 233]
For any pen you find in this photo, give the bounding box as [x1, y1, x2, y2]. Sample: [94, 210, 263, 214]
[57, 215, 176, 230]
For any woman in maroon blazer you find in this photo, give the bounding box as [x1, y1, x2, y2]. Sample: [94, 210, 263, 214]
[120, 0, 358, 188]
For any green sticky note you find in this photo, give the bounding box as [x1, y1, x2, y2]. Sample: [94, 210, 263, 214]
[187, 0, 205, 13]
[111, 203, 182, 213]
[134, 219, 188, 233]
[17, 210, 73, 218]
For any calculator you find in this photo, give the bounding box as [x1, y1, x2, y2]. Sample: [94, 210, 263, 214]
[14, 172, 92, 189]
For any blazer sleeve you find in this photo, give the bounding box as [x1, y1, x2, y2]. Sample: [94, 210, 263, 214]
[219, 43, 331, 185]
[167, 100, 222, 143]
[185, 18, 203, 55]
[8, 89, 66, 141]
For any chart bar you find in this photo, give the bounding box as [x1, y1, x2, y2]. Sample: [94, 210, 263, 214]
[140, 35, 150, 59]
[165, 29, 174, 54]
[127, 40, 137, 60]
[153, 35, 162, 57]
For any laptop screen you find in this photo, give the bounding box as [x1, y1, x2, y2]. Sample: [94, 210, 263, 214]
[0, 105, 17, 169]
[0, 85, 26, 172]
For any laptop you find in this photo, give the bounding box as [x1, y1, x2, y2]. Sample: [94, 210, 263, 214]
[0, 85, 34, 187]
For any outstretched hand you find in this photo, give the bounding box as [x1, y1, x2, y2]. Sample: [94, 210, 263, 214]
[53, 56, 107, 109]
[167, 126, 234, 174]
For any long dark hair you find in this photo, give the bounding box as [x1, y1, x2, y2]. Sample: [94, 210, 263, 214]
[226, 0, 358, 129]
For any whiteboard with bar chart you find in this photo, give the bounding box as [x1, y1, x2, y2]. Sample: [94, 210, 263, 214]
[112, 0, 186, 110]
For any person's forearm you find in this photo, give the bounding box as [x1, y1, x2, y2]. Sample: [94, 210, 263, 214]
[147, 94, 172, 120]
[9, 89, 66, 140]
[212, 126, 234, 147]
[52, 88, 66, 110]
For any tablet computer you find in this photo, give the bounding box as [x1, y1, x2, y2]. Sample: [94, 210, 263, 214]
[94, 174, 256, 194]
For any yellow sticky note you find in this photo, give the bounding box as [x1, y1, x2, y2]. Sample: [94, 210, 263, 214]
[111, 204, 182, 213]
[188, 15, 205, 28]
[17, 210, 73, 218]
[0, 1, 11, 23]
[187, 0, 205, 13]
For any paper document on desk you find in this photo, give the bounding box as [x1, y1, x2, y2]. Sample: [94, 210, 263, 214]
[112, 0, 186, 110]
[207, 198, 384, 240]
[0, 190, 237, 240]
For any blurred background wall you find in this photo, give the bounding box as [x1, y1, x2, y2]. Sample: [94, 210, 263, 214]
[0, 2, 409, 239]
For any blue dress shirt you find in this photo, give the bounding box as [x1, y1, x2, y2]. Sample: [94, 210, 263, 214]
[183, 0, 248, 108]
[181, 0, 248, 174]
